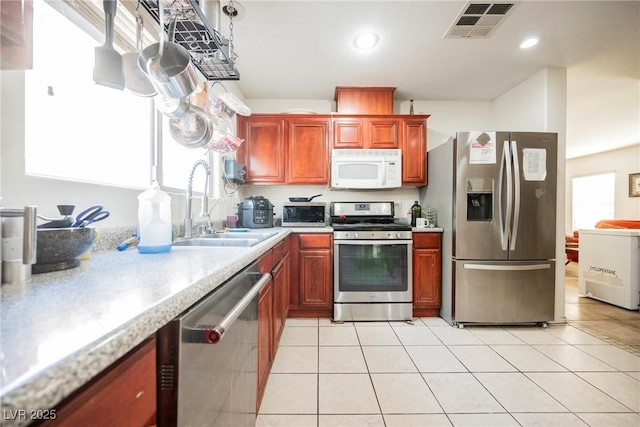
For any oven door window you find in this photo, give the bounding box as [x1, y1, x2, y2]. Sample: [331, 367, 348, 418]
[337, 243, 409, 292]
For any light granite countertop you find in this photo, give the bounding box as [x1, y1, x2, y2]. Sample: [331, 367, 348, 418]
[412, 227, 444, 233]
[0, 227, 331, 425]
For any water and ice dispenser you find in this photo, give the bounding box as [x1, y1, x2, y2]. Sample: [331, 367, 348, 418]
[466, 178, 493, 221]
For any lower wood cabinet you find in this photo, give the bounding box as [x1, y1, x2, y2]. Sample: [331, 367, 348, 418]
[412, 232, 442, 317]
[40, 336, 156, 427]
[257, 237, 290, 412]
[288, 233, 333, 318]
[257, 274, 274, 412]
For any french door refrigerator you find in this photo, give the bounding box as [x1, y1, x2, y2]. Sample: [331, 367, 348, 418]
[423, 131, 557, 325]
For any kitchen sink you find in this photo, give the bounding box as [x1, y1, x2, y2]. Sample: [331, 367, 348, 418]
[172, 231, 278, 248]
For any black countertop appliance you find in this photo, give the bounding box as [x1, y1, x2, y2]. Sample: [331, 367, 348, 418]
[238, 196, 274, 228]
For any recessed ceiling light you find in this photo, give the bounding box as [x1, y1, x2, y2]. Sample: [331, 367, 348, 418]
[353, 32, 379, 50]
[519, 37, 540, 49]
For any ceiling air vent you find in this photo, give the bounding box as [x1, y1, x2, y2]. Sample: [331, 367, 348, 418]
[445, 2, 517, 39]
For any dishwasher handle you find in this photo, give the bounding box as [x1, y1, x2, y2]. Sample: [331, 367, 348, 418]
[185, 272, 271, 344]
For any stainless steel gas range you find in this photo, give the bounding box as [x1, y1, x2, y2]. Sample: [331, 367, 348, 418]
[331, 201, 413, 322]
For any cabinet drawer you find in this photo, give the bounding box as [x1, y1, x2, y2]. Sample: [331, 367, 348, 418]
[298, 233, 331, 249]
[413, 233, 441, 249]
[259, 250, 274, 273]
[272, 240, 285, 264]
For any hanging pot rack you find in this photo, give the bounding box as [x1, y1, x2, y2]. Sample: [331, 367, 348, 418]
[139, 0, 240, 80]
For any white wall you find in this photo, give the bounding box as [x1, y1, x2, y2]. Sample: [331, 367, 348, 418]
[566, 144, 640, 228]
[490, 67, 568, 323]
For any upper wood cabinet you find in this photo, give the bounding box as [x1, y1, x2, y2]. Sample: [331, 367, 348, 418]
[237, 115, 330, 185]
[334, 86, 395, 114]
[0, 0, 33, 70]
[402, 118, 428, 186]
[333, 118, 364, 148]
[237, 113, 428, 187]
[237, 117, 287, 184]
[367, 118, 401, 148]
[332, 117, 400, 149]
[288, 118, 330, 184]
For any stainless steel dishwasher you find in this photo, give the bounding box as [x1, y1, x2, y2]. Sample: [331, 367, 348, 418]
[157, 260, 271, 427]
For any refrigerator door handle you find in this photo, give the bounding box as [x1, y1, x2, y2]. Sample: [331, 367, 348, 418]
[500, 140, 512, 251]
[463, 263, 551, 271]
[510, 140, 521, 251]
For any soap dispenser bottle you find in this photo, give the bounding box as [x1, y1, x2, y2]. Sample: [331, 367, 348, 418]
[410, 200, 422, 228]
[137, 181, 172, 254]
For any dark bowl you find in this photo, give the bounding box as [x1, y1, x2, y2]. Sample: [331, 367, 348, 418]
[34, 227, 96, 274]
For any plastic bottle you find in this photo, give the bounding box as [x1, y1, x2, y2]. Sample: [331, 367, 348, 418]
[137, 181, 172, 254]
[410, 200, 422, 227]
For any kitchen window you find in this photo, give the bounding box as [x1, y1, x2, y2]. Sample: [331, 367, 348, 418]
[24, 1, 152, 189]
[572, 172, 615, 230]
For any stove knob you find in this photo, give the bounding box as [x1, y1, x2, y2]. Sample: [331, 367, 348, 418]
[354, 233, 359, 239]
[396, 232, 403, 238]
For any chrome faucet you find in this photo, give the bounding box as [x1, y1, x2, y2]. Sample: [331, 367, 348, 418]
[184, 159, 211, 239]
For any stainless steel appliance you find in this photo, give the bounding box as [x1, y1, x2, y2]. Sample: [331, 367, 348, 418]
[238, 196, 274, 229]
[157, 261, 270, 427]
[423, 131, 557, 326]
[331, 149, 402, 189]
[282, 202, 326, 227]
[331, 201, 412, 321]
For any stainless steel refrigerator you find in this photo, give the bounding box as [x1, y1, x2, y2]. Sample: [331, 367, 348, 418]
[422, 131, 557, 325]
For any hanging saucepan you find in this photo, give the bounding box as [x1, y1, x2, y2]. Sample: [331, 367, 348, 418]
[288, 194, 322, 202]
[138, 12, 198, 99]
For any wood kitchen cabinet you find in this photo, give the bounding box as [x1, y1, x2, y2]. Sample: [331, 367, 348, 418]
[238, 113, 428, 187]
[271, 239, 290, 354]
[257, 237, 290, 411]
[236, 116, 287, 184]
[402, 118, 428, 185]
[39, 336, 156, 427]
[332, 117, 399, 149]
[0, 0, 33, 70]
[288, 233, 333, 318]
[288, 118, 330, 184]
[257, 273, 274, 411]
[412, 232, 442, 317]
[237, 115, 330, 185]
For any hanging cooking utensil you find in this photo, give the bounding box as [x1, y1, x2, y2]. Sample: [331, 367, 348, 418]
[169, 104, 213, 148]
[93, 0, 124, 90]
[138, 7, 198, 99]
[123, 12, 156, 97]
[155, 94, 191, 118]
[71, 205, 110, 227]
[288, 194, 322, 202]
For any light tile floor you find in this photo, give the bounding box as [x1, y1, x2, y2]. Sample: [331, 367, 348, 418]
[257, 264, 640, 427]
[257, 318, 640, 427]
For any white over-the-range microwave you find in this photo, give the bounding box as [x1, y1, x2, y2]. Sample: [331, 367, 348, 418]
[331, 149, 402, 189]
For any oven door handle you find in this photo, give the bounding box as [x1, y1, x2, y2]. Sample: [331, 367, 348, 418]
[334, 239, 413, 246]
[183, 272, 271, 344]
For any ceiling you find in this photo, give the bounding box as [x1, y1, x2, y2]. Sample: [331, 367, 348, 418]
[220, 1, 639, 159]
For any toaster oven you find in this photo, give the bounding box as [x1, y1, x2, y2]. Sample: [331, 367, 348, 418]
[282, 202, 326, 227]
